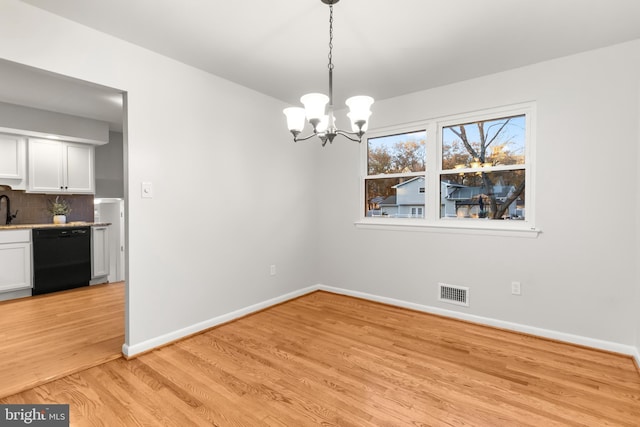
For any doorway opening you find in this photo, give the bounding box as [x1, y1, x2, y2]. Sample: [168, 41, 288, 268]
[0, 58, 128, 398]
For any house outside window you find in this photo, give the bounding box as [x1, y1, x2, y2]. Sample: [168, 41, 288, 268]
[360, 104, 535, 233]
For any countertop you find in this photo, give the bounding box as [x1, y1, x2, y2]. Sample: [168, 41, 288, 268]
[0, 222, 111, 230]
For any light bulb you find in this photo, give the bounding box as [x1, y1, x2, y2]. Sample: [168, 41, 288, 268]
[348, 111, 370, 132]
[316, 115, 329, 133]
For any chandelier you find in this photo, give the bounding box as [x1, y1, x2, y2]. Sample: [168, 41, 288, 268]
[283, 0, 374, 147]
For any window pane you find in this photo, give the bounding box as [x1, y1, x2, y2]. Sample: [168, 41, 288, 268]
[442, 115, 525, 170]
[366, 176, 425, 218]
[440, 170, 525, 220]
[368, 130, 426, 175]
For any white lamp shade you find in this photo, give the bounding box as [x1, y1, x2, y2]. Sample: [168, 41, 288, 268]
[316, 115, 330, 133]
[348, 111, 370, 132]
[300, 93, 329, 121]
[283, 107, 306, 132]
[345, 96, 374, 122]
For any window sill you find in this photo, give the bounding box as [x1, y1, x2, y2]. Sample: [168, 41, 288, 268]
[354, 218, 541, 238]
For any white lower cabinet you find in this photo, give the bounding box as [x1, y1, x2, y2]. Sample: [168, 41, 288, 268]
[91, 226, 110, 283]
[0, 230, 31, 293]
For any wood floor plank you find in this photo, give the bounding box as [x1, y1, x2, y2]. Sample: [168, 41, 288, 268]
[2, 289, 639, 426]
[0, 282, 124, 399]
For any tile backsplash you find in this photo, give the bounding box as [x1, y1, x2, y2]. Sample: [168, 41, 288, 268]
[0, 186, 94, 225]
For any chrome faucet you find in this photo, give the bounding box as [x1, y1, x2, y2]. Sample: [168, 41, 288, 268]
[0, 195, 18, 225]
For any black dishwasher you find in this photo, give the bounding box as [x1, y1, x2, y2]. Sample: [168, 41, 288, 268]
[32, 227, 91, 295]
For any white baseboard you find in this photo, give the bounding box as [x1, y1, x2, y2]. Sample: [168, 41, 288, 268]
[123, 283, 639, 364]
[317, 284, 639, 359]
[633, 347, 640, 370]
[122, 285, 317, 357]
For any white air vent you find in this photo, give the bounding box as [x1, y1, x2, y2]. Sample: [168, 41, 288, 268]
[438, 283, 469, 307]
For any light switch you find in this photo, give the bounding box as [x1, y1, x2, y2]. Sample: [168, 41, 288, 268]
[141, 182, 153, 198]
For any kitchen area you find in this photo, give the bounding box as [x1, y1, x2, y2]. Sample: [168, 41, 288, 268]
[0, 59, 126, 303]
[0, 132, 123, 301]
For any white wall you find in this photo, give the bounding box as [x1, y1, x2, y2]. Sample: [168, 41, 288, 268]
[0, 0, 318, 353]
[0, 101, 109, 144]
[95, 131, 124, 198]
[315, 40, 640, 348]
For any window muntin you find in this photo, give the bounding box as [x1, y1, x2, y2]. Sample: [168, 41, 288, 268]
[361, 105, 533, 231]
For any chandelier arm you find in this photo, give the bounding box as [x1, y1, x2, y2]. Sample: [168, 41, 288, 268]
[334, 130, 364, 143]
[291, 132, 321, 143]
[291, 130, 362, 143]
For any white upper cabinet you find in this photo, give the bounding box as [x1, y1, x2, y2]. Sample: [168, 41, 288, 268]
[28, 138, 95, 194]
[65, 143, 94, 193]
[28, 138, 63, 192]
[0, 133, 27, 189]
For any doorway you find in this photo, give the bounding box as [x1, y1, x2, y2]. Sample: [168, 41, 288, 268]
[0, 58, 128, 397]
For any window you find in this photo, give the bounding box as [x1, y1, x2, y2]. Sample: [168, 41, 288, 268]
[365, 130, 426, 218]
[360, 104, 535, 233]
[441, 114, 526, 220]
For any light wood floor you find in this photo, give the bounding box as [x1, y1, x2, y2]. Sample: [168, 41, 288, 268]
[0, 282, 124, 399]
[2, 290, 640, 426]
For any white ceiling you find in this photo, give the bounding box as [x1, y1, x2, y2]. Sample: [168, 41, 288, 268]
[5, 0, 640, 130]
[0, 59, 124, 131]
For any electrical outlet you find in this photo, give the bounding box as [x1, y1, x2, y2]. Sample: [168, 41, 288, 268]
[270, 265, 277, 276]
[511, 281, 521, 295]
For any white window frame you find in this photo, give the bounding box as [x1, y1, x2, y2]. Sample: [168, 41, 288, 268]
[357, 102, 539, 237]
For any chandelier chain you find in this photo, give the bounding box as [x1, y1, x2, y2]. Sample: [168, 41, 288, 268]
[328, 5, 334, 71]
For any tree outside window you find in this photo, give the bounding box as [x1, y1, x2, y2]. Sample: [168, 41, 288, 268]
[441, 115, 526, 220]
